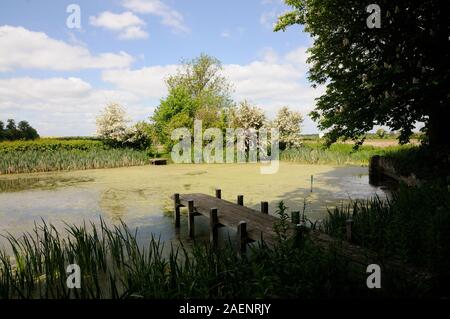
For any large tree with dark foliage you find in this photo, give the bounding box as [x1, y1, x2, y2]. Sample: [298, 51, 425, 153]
[17, 121, 39, 140]
[0, 119, 39, 141]
[275, 0, 450, 148]
[0, 121, 4, 141]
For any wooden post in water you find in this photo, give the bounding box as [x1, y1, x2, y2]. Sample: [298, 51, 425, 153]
[210, 208, 219, 249]
[188, 200, 195, 238]
[310, 175, 314, 192]
[369, 155, 381, 185]
[237, 195, 244, 206]
[173, 193, 180, 228]
[237, 221, 247, 255]
[295, 223, 304, 244]
[261, 201, 269, 214]
[291, 211, 300, 225]
[215, 189, 222, 199]
[346, 218, 354, 242]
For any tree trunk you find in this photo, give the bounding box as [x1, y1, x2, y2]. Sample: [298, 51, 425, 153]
[427, 104, 450, 150]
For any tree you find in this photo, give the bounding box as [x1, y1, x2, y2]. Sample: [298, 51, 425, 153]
[96, 103, 129, 144]
[17, 121, 39, 140]
[166, 54, 233, 110]
[5, 119, 19, 140]
[96, 103, 152, 150]
[152, 54, 233, 149]
[275, 0, 450, 149]
[229, 100, 267, 153]
[0, 121, 4, 141]
[229, 100, 266, 131]
[272, 106, 303, 150]
[152, 86, 196, 147]
[376, 128, 387, 139]
[121, 121, 152, 150]
[0, 119, 39, 141]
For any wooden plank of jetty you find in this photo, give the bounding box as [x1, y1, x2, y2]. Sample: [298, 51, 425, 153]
[171, 190, 434, 283]
[150, 158, 167, 165]
[173, 192, 293, 248]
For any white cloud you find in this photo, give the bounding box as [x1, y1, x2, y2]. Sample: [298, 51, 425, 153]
[220, 27, 245, 39]
[89, 11, 149, 40]
[0, 77, 143, 136]
[103, 47, 323, 121]
[0, 25, 133, 72]
[220, 31, 231, 38]
[259, 47, 279, 63]
[122, 0, 189, 33]
[119, 26, 149, 39]
[90, 11, 145, 30]
[0, 46, 322, 135]
[284, 47, 310, 74]
[102, 65, 179, 98]
[260, 0, 289, 30]
[260, 11, 277, 29]
[223, 48, 322, 132]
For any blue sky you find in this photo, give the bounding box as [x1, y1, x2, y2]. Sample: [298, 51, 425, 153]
[0, 0, 323, 136]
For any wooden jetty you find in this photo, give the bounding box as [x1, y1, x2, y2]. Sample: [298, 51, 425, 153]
[150, 158, 167, 165]
[172, 191, 294, 252]
[171, 190, 434, 283]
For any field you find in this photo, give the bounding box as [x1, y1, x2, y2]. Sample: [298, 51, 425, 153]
[0, 139, 150, 174]
[281, 140, 415, 166]
[0, 137, 417, 175]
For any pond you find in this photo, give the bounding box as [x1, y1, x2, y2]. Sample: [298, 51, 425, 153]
[0, 163, 389, 249]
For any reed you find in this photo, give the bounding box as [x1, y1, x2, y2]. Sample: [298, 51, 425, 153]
[280, 143, 413, 166]
[322, 183, 450, 284]
[0, 148, 150, 174]
[0, 219, 378, 299]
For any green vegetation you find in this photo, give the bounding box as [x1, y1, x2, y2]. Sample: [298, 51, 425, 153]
[323, 183, 450, 292]
[375, 129, 387, 139]
[0, 119, 39, 141]
[0, 138, 104, 153]
[281, 142, 414, 166]
[0, 137, 421, 174]
[276, 1, 449, 149]
[0, 139, 150, 174]
[0, 218, 424, 299]
[152, 54, 233, 150]
[96, 103, 152, 151]
[380, 146, 450, 180]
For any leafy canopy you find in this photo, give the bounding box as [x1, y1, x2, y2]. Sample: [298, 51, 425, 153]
[152, 54, 233, 149]
[275, 0, 450, 148]
[0, 119, 39, 141]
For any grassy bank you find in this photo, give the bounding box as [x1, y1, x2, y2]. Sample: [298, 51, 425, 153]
[0, 138, 422, 174]
[322, 183, 450, 295]
[0, 139, 150, 174]
[280, 142, 414, 166]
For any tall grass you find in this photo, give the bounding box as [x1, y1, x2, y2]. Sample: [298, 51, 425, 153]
[0, 138, 151, 174]
[281, 143, 413, 166]
[1, 215, 439, 299]
[0, 218, 390, 299]
[0, 148, 150, 174]
[322, 183, 450, 291]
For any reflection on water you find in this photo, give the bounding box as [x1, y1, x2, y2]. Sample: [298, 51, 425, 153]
[0, 163, 388, 248]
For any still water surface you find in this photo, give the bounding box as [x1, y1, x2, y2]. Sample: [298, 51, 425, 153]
[0, 163, 388, 249]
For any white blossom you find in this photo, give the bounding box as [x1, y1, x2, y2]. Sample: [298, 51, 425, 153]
[271, 106, 303, 149]
[96, 103, 129, 142]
